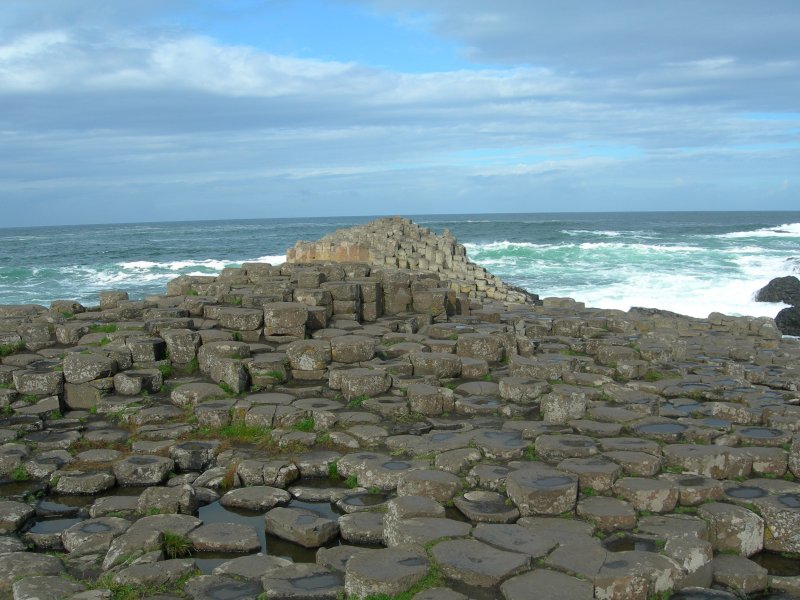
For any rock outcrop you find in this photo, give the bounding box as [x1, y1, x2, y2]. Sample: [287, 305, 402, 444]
[756, 275, 800, 306]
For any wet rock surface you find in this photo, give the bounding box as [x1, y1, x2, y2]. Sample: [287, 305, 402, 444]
[1, 216, 800, 599]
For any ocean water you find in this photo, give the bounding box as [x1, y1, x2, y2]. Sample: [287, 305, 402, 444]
[0, 212, 798, 319]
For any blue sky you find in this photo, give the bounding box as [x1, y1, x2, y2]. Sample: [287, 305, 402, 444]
[1, 0, 798, 226]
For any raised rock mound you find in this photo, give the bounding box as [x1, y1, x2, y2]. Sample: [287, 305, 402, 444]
[286, 216, 539, 305]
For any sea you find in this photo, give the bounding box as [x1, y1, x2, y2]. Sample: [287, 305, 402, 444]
[1, 211, 798, 320]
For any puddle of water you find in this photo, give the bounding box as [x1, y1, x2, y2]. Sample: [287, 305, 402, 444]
[338, 493, 387, 508]
[637, 423, 687, 435]
[725, 487, 767, 499]
[381, 461, 411, 471]
[751, 551, 800, 576]
[27, 517, 84, 534]
[0, 480, 47, 501]
[778, 494, 800, 509]
[287, 499, 340, 521]
[533, 476, 573, 488]
[289, 573, 342, 590]
[605, 536, 659, 553]
[739, 428, 783, 439]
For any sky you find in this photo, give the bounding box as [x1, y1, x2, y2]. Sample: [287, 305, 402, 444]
[1, 0, 798, 227]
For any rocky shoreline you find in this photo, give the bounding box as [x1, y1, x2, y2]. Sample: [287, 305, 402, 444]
[1, 216, 800, 600]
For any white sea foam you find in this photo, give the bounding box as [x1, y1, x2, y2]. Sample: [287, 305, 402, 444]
[716, 222, 800, 239]
[562, 229, 625, 237]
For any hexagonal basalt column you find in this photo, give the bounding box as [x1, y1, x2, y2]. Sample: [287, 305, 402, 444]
[506, 465, 578, 516]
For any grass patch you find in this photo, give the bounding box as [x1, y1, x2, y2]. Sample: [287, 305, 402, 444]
[345, 474, 358, 488]
[158, 364, 173, 379]
[186, 357, 199, 374]
[379, 338, 408, 347]
[186, 289, 199, 296]
[328, 461, 340, 480]
[195, 423, 272, 444]
[162, 531, 192, 559]
[218, 382, 235, 396]
[347, 395, 368, 408]
[293, 417, 315, 432]
[89, 324, 118, 334]
[11, 464, 29, 481]
[482, 373, 493, 382]
[524, 445, 538, 461]
[0, 341, 25, 357]
[266, 370, 285, 380]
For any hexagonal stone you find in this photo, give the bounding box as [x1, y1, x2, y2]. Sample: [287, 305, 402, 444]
[345, 545, 428, 598]
[535, 434, 598, 463]
[603, 450, 662, 477]
[506, 465, 578, 516]
[0, 553, 64, 595]
[613, 477, 678, 513]
[660, 474, 724, 506]
[330, 336, 375, 364]
[220, 486, 291, 511]
[410, 352, 462, 379]
[264, 507, 339, 548]
[577, 496, 636, 532]
[113, 455, 174, 486]
[112, 558, 197, 588]
[699, 502, 764, 557]
[184, 574, 263, 600]
[339, 368, 391, 400]
[431, 539, 530, 588]
[712, 554, 768, 595]
[558, 456, 621, 493]
[384, 517, 471, 547]
[472, 524, 557, 558]
[338, 512, 384, 545]
[286, 339, 331, 371]
[501, 569, 593, 600]
[128, 513, 202, 536]
[62, 353, 116, 384]
[62, 517, 130, 555]
[0, 500, 34, 534]
[188, 522, 261, 553]
[261, 564, 343, 600]
[52, 470, 116, 495]
[12, 575, 85, 600]
[453, 491, 519, 524]
[137, 484, 198, 515]
[662, 444, 731, 479]
[397, 469, 462, 502]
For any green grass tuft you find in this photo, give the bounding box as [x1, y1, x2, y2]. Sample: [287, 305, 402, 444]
[89, 324, 118, 334]
[162, 531, 192, 559]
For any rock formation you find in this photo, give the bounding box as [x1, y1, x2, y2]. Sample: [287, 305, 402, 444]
[1, 217, 800, 600]
[757, 275, 800, 335]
